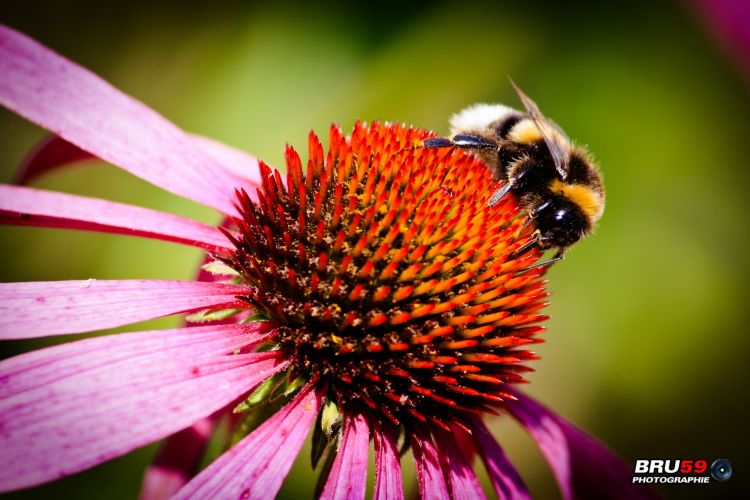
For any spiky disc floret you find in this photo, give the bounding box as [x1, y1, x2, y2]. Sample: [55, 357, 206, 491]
[229, 122, 550, 429]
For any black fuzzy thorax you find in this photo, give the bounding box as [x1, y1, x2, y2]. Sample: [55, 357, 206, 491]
[493, 128, 594, 248]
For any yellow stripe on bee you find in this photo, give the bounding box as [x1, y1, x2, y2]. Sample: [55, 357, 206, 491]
[508, 119, 543, 144]
[549, 180, 604, 221]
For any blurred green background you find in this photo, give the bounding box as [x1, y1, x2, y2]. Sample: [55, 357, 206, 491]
[1, 0, 748, 498]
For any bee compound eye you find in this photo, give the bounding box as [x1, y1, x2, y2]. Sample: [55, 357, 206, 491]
[710, 459, 732, 482]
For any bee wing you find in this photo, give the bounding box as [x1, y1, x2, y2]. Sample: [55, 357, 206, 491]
[509, 79, 569, 179]
[548, 117, 570, 143]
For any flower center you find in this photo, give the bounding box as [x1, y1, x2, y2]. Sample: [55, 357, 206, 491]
[229, 122, 549, 429]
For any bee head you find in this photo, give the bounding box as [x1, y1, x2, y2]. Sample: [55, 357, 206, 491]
[532, 194, 591, 249]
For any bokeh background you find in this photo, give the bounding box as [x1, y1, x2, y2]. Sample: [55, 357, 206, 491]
[1, 0, 748, 498]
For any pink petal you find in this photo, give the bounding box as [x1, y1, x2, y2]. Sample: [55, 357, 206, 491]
[139, 416, 215, 500]
[506, 392, 657, 500]
[320, 412, 370, 500]
[14, 135, 93, 184]
[373, 420, 404, 500]
[188, 134, 262, 185]
[0, 26, 254, 216]
[0, 323, 287, 492]
[141, 468, 187, 500]
[453, 424, 478, 465]
[469, 418, 530, 500]
[174, 382, 322, 500]
[694, 0, 750, 83]
[411, 428, 450, 500]
[0, 184, 234, 253]
[0, 279, 250, 339]
[0, 322, 273, 402]
[505, 395, 572, 499]
[14, 133, 262, 186]
[140, 250, 244, 500]
[433, 427, 486, 500]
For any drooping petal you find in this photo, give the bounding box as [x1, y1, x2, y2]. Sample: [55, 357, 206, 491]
[373, 420, 404, 500]
[139, 416, 216, 500]
[0, 322, 286, 492]
[469, 418, 531, 500]
[411, 428, 450, 500]
[0, 25, 254, 216]
[506, 392, 657, 500]
[694, 0, 750, 83]
[0, 185, 234, 253]
[556, 417, 659, 500]
[453, 424, 478, 465]
[13, 135, 93, 184]
[505, 394, 573, 499]
[434, 427, 486, 500]
[14, 133, 262, 186]
[320, 412, 370, 500]
[174, 382, 321, 500]
[0, 279, 250, 339]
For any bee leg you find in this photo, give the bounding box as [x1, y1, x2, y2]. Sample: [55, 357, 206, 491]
[510, 233, 540, 258]
[420, 134, 497, 150]
[519, 215, 535, 231]
[488, 165, 531, 207]
[420, 137, 454, 149]
[451, 134, 498, 149]
[397, 136, 453, 155]
[488, 181, 514, 206]
[516, 250, 565, 274]
[396, 137, 448, 155]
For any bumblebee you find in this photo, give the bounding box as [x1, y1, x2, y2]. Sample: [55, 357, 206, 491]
[422, 81, 605, 264]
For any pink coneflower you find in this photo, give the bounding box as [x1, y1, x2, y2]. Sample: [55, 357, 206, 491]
[0, 25, 652, 499]
[693, 0, 750, 85]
